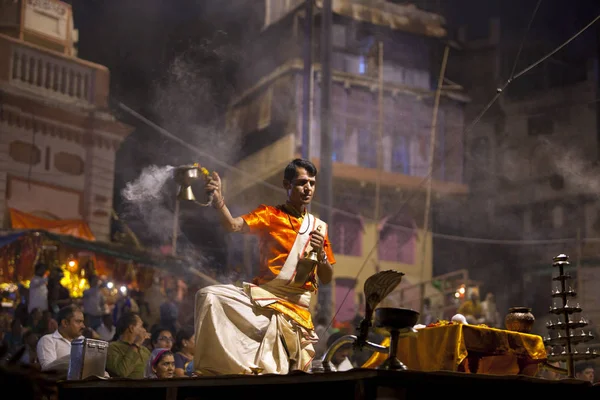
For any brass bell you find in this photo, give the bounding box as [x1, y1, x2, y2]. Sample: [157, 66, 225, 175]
[177, 185, 196, 202]
[303, 225, 322, 263]
[304, 249, 320, 263]
[174, 165, 200, 202]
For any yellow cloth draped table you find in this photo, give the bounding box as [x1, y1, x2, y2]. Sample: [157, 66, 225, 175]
[362, 324, 547, 376]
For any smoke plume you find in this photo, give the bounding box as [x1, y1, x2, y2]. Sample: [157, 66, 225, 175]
[121, 165, 176, 244]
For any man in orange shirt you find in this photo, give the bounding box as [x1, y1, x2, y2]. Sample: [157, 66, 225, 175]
[194, 158, 336, 375]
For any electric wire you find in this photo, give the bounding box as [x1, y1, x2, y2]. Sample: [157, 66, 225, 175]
[508, 0, 543, 81]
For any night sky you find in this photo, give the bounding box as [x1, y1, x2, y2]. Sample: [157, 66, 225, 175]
[64, 0, 600, 266]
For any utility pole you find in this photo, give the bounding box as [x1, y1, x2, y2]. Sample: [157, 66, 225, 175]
[597, 23, 600, 162]
[318, 0, 333, 323]
[301, 0, 314, 160]
[419, 45, 450, 313]
[373, 41, 384, 270]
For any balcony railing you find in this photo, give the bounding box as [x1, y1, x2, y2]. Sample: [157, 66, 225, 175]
[0, 34, 109, 109]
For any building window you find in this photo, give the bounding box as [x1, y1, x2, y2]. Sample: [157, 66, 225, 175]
[552, 205, 563, 229]
[358, 128, 377, 168]
[54, 152, 84, 175]
[392, 135, 410, 174]
[527, 115, 554, 136]
[265, 0, 301, 27]
[409, 136, 429, 177]
[531, 202, 552, 232]
[379, 217, 417, 264]
[331, 213, 362, 256]
[332, 126, 344, 162]
[470, 136, 490, 183]
[9, 141, 41, 165]
[358, 56, 366, 75]
[334, 277, 357, 325]
[332, 24, 347, 48]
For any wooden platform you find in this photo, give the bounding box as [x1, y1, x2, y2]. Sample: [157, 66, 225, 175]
[57, 369, 599, 400]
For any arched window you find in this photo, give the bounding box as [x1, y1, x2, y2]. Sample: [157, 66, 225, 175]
[331, 212, 363, 256]
[334, 277, 357, 325]
[378, 215, 417, 264]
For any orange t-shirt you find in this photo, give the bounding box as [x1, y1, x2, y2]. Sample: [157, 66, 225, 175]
[242, 204, 336, 291]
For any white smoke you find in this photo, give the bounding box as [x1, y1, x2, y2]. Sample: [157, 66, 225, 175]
[121, 165, 176, 244]
[122, 165, 175, 203]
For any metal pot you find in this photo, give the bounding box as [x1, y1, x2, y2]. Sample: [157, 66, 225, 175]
[505, 307, 535, 333]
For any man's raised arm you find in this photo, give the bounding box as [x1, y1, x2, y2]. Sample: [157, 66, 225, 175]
[205, 172, 248, 233]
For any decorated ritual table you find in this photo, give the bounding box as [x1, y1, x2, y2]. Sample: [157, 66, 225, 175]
[362, 323, 547, 376]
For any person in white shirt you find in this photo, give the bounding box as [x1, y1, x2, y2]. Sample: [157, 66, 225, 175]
[37, 304, 85, 371]
[28, 263, 48, 314]
[82, 275, 106, 330]
[96, 313, 116, 342]
[481, 292, 500, 328]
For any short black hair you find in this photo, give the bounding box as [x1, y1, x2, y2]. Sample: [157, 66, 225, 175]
[174, 326, 194, 352]
[114, 312, 141, 339]
[283, 158, 317, 182]
[151, 325, 173, 345]
[34, 263, 48, 275]
[56, 305, 82, 325]
[575, 362, 594, 374]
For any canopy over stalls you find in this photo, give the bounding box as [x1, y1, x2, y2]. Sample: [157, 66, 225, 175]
[9, 208, 95, 241]
[0, 230, 219, 289]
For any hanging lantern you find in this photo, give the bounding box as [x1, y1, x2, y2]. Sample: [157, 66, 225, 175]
[59, 256, 89, 298]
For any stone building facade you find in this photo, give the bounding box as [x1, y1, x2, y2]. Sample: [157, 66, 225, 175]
[0, 0, 133, 241]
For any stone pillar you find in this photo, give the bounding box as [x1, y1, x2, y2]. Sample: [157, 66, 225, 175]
[83, 132, 118, 241]
[523, 207, 532, 237]
[0, 121, 8, 229]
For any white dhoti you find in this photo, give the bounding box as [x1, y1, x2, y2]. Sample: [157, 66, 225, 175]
[194, 283, 316, 375]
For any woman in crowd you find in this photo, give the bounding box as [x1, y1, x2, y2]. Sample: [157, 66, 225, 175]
[38, 310, 58, 335]
[2, 318, 24, 357]
[149, 325, 174, 351]
[173, 327, 194, 377]
[26, 308, 42, 334]
[19, 330, 39, 366]
[145, 348, 175, 379]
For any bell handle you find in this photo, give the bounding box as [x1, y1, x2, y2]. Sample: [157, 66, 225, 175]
[194, 191, 214, 207]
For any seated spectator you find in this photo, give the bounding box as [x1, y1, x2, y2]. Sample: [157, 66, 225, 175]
[575, 362, 595, 383]
[36, 305, 85, 371]
[96, 314, 116, 342]
[2, 318, 24, 358]
[173, 327, 194, 377]
[144, 348, 175, 379]
[39, 310, 58, 336]
[19, 330, 39, 366]
[106, 312, 151, 378]
[26, 308, 43, 334]
[159, 289, 179, 334]
[149, 326, 174, 351]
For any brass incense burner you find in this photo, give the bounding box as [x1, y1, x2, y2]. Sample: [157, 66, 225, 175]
[173, 164, 213, 206]
[170, 163, 213, 256]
